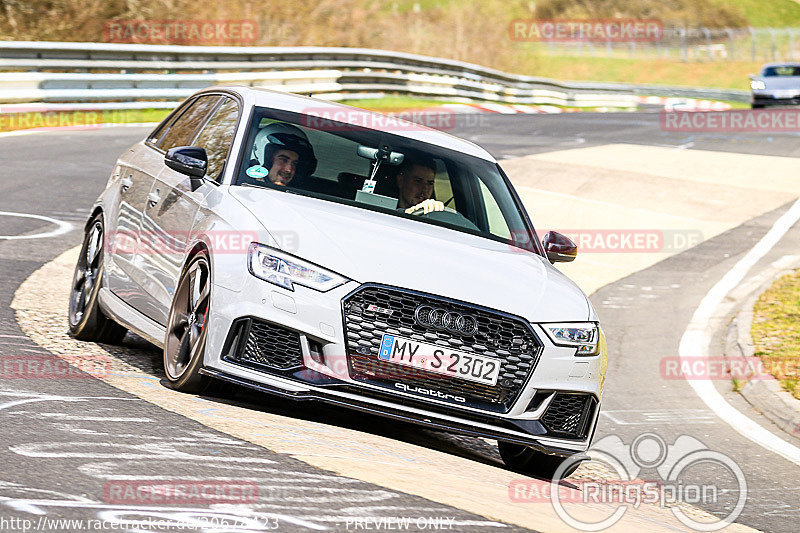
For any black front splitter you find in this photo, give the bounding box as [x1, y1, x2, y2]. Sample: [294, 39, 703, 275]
[200, 366, 589, 459]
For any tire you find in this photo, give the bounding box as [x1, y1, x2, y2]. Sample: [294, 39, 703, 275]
[498, 441, 584, 480]
[68, 215, 127, 343]
[751, 103, 764, 109]
[163, 251, 213, 393]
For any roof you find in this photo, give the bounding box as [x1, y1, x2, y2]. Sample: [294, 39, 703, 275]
[213, 85, 496, 162]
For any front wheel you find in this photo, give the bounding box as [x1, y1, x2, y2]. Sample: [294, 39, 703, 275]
[163, 252, 213, 393]
[68, 215, 127, 343]
[498, 442, 584, 480]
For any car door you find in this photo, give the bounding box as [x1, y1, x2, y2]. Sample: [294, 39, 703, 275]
[105, 142, 162, 300]
[140, 95, 241, 325]
[127, 94, 223, 324]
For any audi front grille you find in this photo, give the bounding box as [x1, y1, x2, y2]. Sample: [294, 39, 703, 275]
[342, 284, 543, 413]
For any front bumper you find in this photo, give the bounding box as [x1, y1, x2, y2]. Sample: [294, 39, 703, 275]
[752, 91, 800, 106]
[204, 276, 604, 457]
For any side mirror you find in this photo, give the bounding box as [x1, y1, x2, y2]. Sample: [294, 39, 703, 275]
[543, 231, 577, 263]
[165, 146, 207, 191]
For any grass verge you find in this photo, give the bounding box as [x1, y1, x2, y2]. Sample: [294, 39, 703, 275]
[527, 55, 761, 90]
[0, 108, 171, 133]
[751, 269, 800, 400]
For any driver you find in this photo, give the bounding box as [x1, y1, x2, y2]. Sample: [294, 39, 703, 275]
[394, 155, 445, 214]
[247, 122, 317, 186]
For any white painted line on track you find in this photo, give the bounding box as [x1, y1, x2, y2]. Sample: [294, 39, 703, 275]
[679, 197, 800, 466]
[0, 211, 73, 240]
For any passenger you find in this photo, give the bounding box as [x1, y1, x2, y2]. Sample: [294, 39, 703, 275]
[394, 155, 445, 214]
[248, 123, 317, 186]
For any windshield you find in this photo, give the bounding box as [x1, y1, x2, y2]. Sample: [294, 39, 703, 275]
[234, 106, 541, 254]
[762, 65, 800, 77]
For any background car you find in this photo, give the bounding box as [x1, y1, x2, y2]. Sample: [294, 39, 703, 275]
[68, 86, 607, 479]
[750, 62, 800, 108]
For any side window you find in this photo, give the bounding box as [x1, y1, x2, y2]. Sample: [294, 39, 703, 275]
[158, 95, 222, 151]
[478, 179, 512, 239]
[147, 102, 190, 146]
[193, 97, 240, 181]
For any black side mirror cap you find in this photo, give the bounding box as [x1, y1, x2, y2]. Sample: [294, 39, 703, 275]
[543, 231, 577, 263]
[165, 146, 207, 191]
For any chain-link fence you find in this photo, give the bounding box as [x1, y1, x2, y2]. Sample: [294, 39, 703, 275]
[529, 27, 800, 63]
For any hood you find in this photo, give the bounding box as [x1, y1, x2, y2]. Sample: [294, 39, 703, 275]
[230, 187, 591, 323]
[761, 76, 800, 90]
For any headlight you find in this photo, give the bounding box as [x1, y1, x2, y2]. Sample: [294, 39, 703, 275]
[247, 243, 347, 292]
[543, 322, 600, 356]
[750, 80, 766, 90]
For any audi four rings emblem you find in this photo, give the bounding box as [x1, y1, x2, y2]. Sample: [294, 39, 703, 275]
[414, 305, 479, 335]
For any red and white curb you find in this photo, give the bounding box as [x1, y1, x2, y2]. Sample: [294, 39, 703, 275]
[637, 96, 732, 111]
[428, 99, 733, 114]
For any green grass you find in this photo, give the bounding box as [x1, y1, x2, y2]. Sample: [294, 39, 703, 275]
[525, 55, 762, 90]
[103, 108, 172, 123]
[0, 108, 171, 133]
[751, 269, 800, 400]
[338, 96, 469, 111]
[719, 0, 800, 27]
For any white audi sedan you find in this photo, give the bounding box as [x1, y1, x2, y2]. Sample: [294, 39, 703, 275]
[68, 86, 607, 478]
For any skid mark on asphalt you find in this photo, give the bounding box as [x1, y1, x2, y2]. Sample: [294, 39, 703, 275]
[0, 397, 506, 532]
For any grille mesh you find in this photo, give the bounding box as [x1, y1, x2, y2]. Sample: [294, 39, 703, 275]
[541, 393, 596, 439]
[232, 319, 304, 371]
[342, 285, 542, 412]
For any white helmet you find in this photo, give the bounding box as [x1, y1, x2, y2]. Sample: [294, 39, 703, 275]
[251, 122, 317, 178]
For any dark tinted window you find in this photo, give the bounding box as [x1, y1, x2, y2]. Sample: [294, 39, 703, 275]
[193, 97, 240, 181]
[235, 107, 537, 252]
[159, 95, 222, 151]
[763, 65, 800, 76]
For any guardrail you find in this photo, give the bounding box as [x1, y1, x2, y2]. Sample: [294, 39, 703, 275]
[0, 41, 750, 106]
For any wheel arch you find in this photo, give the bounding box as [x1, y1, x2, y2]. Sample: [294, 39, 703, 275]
[85, 206, 104, 232]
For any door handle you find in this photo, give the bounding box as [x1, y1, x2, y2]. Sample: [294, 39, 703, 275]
[147, 191, 161, 207]
[120, 176, 133, 192]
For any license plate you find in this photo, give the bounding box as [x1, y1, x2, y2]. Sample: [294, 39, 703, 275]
[773, 90, 798, 98]
[378, 334, 500, 386]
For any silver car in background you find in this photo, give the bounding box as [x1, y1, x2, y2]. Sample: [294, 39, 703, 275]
[750, 63, 800, 108]
[68, 86, 607, 479]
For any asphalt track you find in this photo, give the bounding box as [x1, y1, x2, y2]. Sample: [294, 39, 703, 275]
[1, 112, 799, 532]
